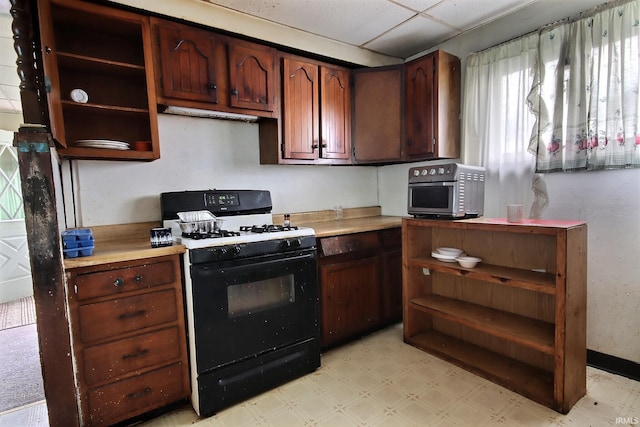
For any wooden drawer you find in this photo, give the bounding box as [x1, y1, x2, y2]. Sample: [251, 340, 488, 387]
[320, 231, 380, 257]
[82, 327, 181, 386]
[78, 289, 178, 343]
[87, 362, 186, 426]
[72, 259, 176, 301]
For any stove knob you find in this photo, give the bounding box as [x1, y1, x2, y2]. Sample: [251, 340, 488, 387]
[232, 246, 242, 256]
[217, 247, 229, 259]
[281, 239, 292, 250]
[290, 238, 302, 248]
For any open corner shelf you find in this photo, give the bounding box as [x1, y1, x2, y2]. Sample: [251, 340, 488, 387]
[402, 217, 587, 414]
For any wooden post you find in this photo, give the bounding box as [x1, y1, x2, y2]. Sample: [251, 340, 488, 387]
[11, 0, 80, 425]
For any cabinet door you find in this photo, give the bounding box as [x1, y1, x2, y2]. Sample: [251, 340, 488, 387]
[320, 256, 381, 347]
[282, 58, 319, 160]
[405, 54, 435, 158]
[155, 22, 220, 103]
[228, 40, 276, 112]
[320, 66, 351, 160]
[406, 51, 461, 160]
[352, 66, 404, 163]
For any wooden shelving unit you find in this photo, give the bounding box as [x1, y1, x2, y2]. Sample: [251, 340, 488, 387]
[38, 0, 160, 160]
[402, 217, 587, 414]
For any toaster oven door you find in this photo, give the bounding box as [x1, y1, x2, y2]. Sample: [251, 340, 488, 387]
[408, 181, 458, 217]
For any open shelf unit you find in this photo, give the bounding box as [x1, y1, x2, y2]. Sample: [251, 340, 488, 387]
[39, 0, 160, 160]
[402, 217, 587, 414]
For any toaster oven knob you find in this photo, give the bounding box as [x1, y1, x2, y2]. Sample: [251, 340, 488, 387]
[429, 169, 437, 175]
[421, 169, 428, 176]
[413, 169, 420, 177]
[438, 167, 445, 175]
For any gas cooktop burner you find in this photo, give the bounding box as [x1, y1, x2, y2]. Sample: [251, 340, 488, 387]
[182, 230, 241, 240]
[240, 224, 299, 233]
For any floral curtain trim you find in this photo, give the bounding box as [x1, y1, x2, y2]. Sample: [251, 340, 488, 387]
[527, 0, 640, 172]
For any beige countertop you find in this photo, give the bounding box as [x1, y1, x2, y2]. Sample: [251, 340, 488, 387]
[63, 222, 185, 270]
[298, 215, 403, 238]
[64, 208, 405, 269]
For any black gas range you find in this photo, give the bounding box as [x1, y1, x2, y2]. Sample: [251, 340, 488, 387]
[160, 189, 320, 417]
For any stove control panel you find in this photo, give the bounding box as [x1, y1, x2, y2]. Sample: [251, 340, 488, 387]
[205, 193, 239, 207]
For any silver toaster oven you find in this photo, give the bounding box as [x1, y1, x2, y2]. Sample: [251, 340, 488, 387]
[408, 162, 485, 219]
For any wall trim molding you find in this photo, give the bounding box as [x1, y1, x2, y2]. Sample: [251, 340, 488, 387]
[587, 349, 640, 382]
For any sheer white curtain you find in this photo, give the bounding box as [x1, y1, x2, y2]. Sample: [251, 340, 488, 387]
[528, 0, 640, 172]
[463, 33, 540, 218]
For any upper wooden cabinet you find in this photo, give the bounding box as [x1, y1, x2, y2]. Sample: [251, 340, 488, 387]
[405, 50, 461, 160]
[227, 39, 277, 113]
[352, 65, 404, 164]
[154, 21, 221, 104]
[320, 65, 351, 161]
[352, 50, 461, 165]
[281, 57, 319, 160]
[260, 54, 351, 164]
[151, 18, 277, 117]
[38, 0, 160, 160]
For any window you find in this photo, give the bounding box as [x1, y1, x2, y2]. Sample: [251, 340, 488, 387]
[0, 131, 23, 220]
[528, 0, 640, 172]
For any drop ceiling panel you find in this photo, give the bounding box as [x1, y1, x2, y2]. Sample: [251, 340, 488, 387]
[364, 14, 456, 58]
[425, 0, 538, 31]
[392, 0, 442, 13]
[205, 0, 415, 45]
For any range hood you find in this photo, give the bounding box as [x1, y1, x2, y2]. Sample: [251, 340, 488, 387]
[160, 105, 259, 122]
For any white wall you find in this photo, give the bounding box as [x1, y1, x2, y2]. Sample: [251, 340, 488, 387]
[65, 114, 378, 226]
[543, 169, 640, 362]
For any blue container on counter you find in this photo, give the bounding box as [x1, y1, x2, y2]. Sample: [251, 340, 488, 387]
[62, 228, 94, 258]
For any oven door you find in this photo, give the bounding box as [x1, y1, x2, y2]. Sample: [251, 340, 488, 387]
[408, 181, 459, 217]
[189, 248, 319, 373]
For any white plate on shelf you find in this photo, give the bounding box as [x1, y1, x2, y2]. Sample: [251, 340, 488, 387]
[431, 251, 465, 262]
[436, 247, 464, 257]
[74, 139, 131, 150]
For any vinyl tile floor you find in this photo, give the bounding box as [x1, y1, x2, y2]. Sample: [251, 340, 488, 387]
[2, 324, 639, 427]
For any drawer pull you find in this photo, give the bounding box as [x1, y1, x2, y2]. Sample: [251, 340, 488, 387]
[134, 274, 143, 284]
[126, 386, 152, 400]
[118, 309, 146, 320]
[122, 348, 149, 360]
[113, 278, 124, 287]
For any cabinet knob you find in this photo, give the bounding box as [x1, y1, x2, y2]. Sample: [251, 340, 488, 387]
[134, 274, 143, 284]
[207, 83, 217, 90]
[113, 277, 124, 287]
[231, 89, 238, 96]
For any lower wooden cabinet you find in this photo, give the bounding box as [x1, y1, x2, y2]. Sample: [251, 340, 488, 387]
[66, 255, 189, 426]
[318, 228, 402, 348]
